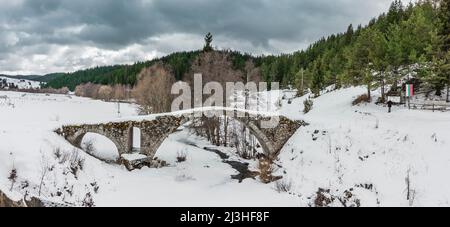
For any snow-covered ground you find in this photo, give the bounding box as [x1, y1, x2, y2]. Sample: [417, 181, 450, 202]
[0, 91, 297, 207]
[1, 86, 449, 207]
[0, 76, 41, 89]
[277, 86, 450, 207]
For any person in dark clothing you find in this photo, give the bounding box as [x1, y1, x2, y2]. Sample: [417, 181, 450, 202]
[387, 100, 393, 113]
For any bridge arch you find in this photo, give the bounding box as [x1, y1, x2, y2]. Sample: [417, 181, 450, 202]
[58, 123, 134, 157]
[77, 132, 121, 162]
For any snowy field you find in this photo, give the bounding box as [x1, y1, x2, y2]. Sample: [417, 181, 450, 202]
[278, 87, 450, 206]
[0, 76, 41, 89]
[0, 91, 297, 207]
[1, 86, 450, 207]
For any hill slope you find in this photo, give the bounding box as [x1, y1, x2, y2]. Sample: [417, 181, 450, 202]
[276, 86, 450, 206]
[0, 76, 41, 89]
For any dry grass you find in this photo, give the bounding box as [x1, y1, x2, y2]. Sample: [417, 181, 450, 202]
[176, 151, 187, 163]
[303, 99, 314, 113]
[275, 180, 292, 193]
[257, 157, 282, 183]
[352, 94, 371, 106]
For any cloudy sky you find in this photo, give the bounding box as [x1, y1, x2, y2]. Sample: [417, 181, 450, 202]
[0, 0, 398, 75]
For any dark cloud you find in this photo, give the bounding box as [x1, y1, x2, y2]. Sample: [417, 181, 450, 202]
[0, 0, 396, 74]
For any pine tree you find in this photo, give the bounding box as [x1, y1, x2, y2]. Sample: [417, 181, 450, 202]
[369, 29, 388, 101]
[345, 24, 354, 45]
[294, 68, 307, 96]
[346, 28, 374, 99]
[423, 0, 450, 97]
[203, 32, 214, 52]
[437, 0, 450, 100]
[310, 59, 324, 97]
[387, 0, 404, 24]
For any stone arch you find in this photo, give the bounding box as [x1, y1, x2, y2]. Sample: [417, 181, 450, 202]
[233, 119, 276, 158]
[162, 114, 277, 158]
[65, 128, 128, 158]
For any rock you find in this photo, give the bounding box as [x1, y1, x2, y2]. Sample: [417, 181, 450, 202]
[0, 190, 24, 207]
[0, 190, 44, 207]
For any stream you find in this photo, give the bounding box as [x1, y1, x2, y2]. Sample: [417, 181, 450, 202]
[203, 147, 258, 183]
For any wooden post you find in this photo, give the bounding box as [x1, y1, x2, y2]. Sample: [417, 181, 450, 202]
[117, 101, 121, 118]
[408, 97, 410, 110]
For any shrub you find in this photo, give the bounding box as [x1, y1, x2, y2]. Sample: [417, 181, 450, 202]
[352, 94, 371, 106]
[69, 150, 85, 178]
[58, 150, 71, 164]
[53, 147, 62, 159]
[275, 180, 292, 193]
[91, 182, 100, 194]
[303, 99, 314, 114]
[314, 188, 333, 207]
[258, 157, 281, 183]
[82, 140, 95, 155]
[176, 151, 187, 163]
[82, 192, 95, 207]
[8, 168, 17, 191]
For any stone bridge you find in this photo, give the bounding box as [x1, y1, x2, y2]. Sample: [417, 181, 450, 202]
[55, 110, 306, 169]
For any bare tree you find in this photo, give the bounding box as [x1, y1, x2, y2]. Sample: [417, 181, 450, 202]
[405, 167, 416, 206]
[113, 84, 129, 100]
[38, 154, 50, 196]
[74, 83, 101, 99]
[8, 168, 17, 191]
[97, 85, 114, 101]
[74, 84, 86, 97]
[132, 63, 176, 114]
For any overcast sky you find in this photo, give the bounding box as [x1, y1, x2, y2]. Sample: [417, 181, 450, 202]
[0, 0, 398, 75]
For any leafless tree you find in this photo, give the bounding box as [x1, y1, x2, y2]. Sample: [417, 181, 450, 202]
[113, 84, 130, 100]
[38, 154, 50, 196]
[405, 167, 416, 206]
[8, 168, 17, 191]
[97, 85, 114, 101]
[132, 63, 176, 114]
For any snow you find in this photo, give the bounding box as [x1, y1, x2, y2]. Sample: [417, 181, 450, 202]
[121, 153, 147, 161]
[1, 85, 450, 207]
[0, 76, 41, 89]
[81, 133, 119, 162]
[0, 90, 298, 207]
[276, 86, 450, 206]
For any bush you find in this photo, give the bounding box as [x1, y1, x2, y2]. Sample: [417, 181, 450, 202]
[176, 151, 187, 163]
[303, 99, 314, 114]
[275, 180, 292, 193]
[4, 87, 70, 95]
[258, 157, 281, 183]
[82, 192, 95, 207]
[74, 83, 131, 101]
[352, 94, 371, 106]
[69, 150, 85, 178]
[8, 168, 17, 191]
[82, 140, 95, 155]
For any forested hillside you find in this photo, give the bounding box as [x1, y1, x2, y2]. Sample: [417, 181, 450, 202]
[261, 0, 446, 97]
[44, 0, 449, 97]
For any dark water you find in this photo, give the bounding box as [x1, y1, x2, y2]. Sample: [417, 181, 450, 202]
[203, 147, 257, 183]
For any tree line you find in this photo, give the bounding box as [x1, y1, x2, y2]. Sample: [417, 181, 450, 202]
[44, 47, 258, 91]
